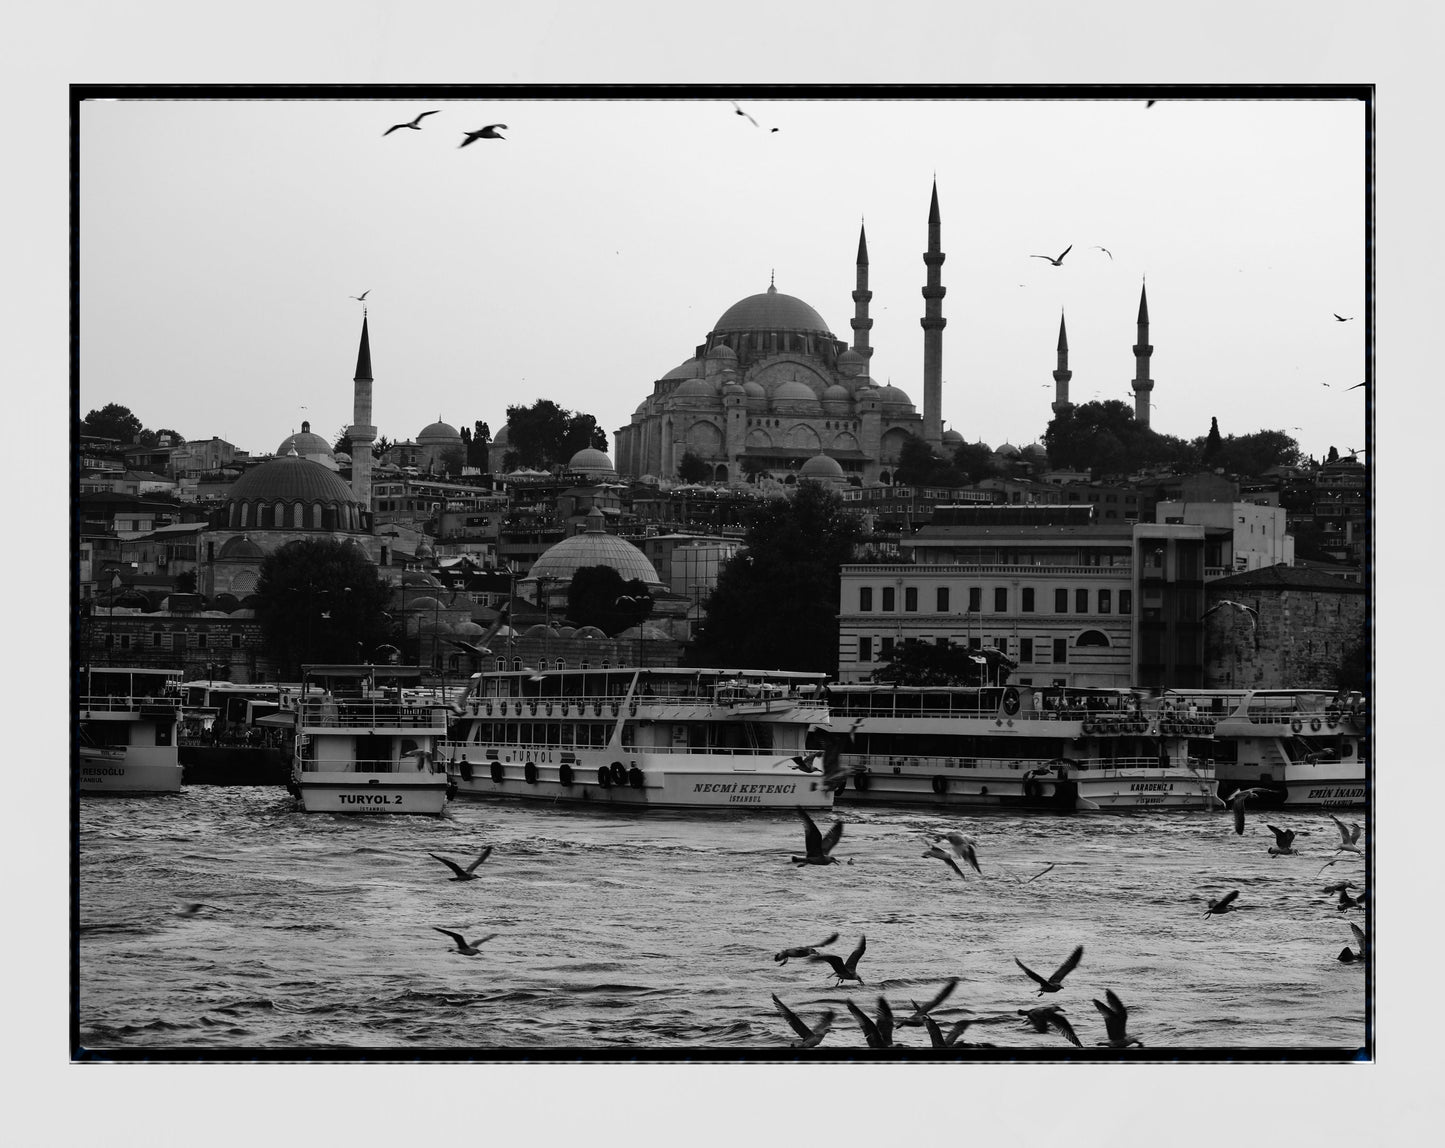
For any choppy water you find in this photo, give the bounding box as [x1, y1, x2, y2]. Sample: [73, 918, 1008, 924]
[75, 789, 1369, 1059]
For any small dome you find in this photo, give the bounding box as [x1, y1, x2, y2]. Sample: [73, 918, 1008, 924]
[522, 623, 559, 640]
[418, 419, 462, 444]
[996, 442, 1022, 457]
[276, 422, 334, 459]
[972, 439, 994, 452]
[334, 451, 352, 464]
[408, 596, 445, 612]
[574, 626, 607, 640]
[554, 625, 578, 638]
[673, 376, 717, 399]
[401, 571, 445, 588]
[567, 447, 617, 478]
[662, 358, 704, 380]
[772, 379, 820, 409]
[822, 383, 851, 402]
[706, 343, 738, 360]
[876, 383, 913, 406]
[722, 380, 745, 396]
[800, 453, 845, 480]
[523, 508, 663, 590]
[1022, 443, 1048, 459]
[218, 535, 265, 560]
[942, 429, 964, 446]
[742, 381, 766, 398]
[453, 621, 485, 638]
[836, 348, 866, 373]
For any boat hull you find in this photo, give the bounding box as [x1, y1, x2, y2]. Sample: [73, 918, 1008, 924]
[831, 760, 1076, 811]
[1072, 768, 1223, 811]
[292, 773, 452, 814]
[180, 744, 290, 786]
[78, 747, 183, 795]
[1217, 765, 1366, 809]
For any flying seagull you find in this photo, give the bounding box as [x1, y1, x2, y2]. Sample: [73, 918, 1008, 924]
[923, 1014, 983, 1048]
[1202, 600, 1259, 633]
[1333, 313, 1354, 322]
[1093, 245, 1114, 260]
[1337, 921, 1367, 964]
[428, 847, 493, 881]
[771, 994, 835, 1048]
[350, 290, 370, 302]
[785, 750, 823, 773]
[847, 997, 898, 1049]
[922, 841, 969, 878]
[773, 931, 839, 965]
[460, 124, 507, 147]
[792, 807, 844, 865]
[1093, 989, 1144, 1048]
[1225, 787, 1271, 835]
[1031, 245, 1073, 267]
[1265, 824, 1299, 856]
[1347, 381, 1366, 390]
[1014, 944, 1084, 995]
[1019, 1005, 1081, 1048]
[1023, 862, 1056, 884]
[432, 927, 497, 955]
[1204, 889, 1240, 918]
[1330, 814, 1363, 853]
[811, 935, 867, 986]
[730, 100, 759, 127]
[383, 110, 439, 136]
[1336, 886, 1364, 910]
[931, 831, 982, 875]
[895, 978, 959, 1028]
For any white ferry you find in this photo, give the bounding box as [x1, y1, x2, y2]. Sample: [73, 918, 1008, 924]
[1165, 688, 1367, 808]
[442, 666, 835, 810]
[76, 666, 184, 794]
[821, 683, 1220, 812]
[287, 665, 454, 814]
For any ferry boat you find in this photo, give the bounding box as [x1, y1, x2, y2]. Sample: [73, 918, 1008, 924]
[442, 666, 835, 810]
[76, 666, 184, 794]
[177, 679, 293, 786]
[287, 665, 454, 814]
[821, 683, 1221, 812]
[1165, 688, 1368, 808]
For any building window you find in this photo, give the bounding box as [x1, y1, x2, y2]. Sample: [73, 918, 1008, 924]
[936, 587, 949, 612]
[1053, 638, 1067, 663]
[904, 587, 918, 612]
[1022, 587, 1035, 612]
[151, 631, 163, 647]
[859, 636, 873, 662]
[859, 586, 873, 612]
[1099, 589, 1111, 614]
[1075, 589, 1089, 613]
[882, 587, 896, 612]
[880, 636, 895, 660]
[1021, 637, 1033, 663]
[197, 632, 208, 648]
[1054, 588, 1068, 613]
[1119, 589, 1133, 614]
[231, 633, 242, 649]
[967, 587, 981, 612]
[994, 587, 1008, 612]
[1076, 629, 1110, 647]
[120, 635, 131, 650]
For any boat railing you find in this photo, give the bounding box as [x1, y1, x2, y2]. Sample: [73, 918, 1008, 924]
[445, 739, 793, 759]
[460, 693, 827, 719]
[78, 694, 181, 714]
[296, 700, 449, 730]
[844, 752, 1211, 775]
[296, 757, 445, 774]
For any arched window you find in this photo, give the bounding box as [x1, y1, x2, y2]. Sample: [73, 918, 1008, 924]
[1075, 629, 1110, 647]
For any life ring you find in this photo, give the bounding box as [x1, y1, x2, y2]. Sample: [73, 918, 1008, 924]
[609, 762, 627, 786]
[523, 761, 539, 785]
[459, 759, 474, 781]
[489, 761, 505, 784]
[558, 763, 575, 787]
[528, 701, 537, 716]
[484, 701, 492, 715]
[1083, 720, 1097, 734]
[1310, 717, 1323, 733]
[931, 775, 949, 795]
[627, 766, 644, 789]
[1002, 687, 1021, 717]
[1023, 772, 1042, 800]
[445, 780, 457, 800]
[1327, 715, 1339, 730]
[853, 768, 871, 792]
[545, 702, 553, 716]
[611, 702, 620, 717]
[499, 700, 508, 716]
[1290, 718, 1303, 733]
[628, 700, 638, 716]
[594, 702, 604, 716]
[597, 766, 612, 787]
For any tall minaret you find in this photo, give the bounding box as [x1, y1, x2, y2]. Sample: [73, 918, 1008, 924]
[1052, 310, 1074, 417]
[1131, 281, 1154, 429]
[349, 311, 377, 512]
[920, 180, 946, 449]
[850, 221, 873, 363]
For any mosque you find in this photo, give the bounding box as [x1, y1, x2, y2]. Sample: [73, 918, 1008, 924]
[612, 182, 1156, 486]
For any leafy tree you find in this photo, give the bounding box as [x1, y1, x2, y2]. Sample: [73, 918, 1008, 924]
[81, 403, 145, 444]
[253, 539, 393, 677]
[174, 570, 197, 594]
[1325, 445, 1340, 464]
[565, 566, 654, 636]
[870, 640, 1014, 686]
[467, 421, 490, 469]
[1045, 400, 1203, 476]
[952, 441, 998, 483]
[739, 456, 771, 483]
[690, 481, 863, 674]
[1202, 416, 1223, 465]
[436, 446, 467, 475]
[1211, 429, 1301, 477]
[332, 427, 353, 456]
[374, 435, 393, 458]
[505, 401, 608, 470]
[677, 451, 710, 484]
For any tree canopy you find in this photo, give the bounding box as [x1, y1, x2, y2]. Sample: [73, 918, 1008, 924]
[565, 566, 654, 636]
[689, 481, 863, 674]
[81, 403, 145, 445]
[677, 451, 710, 484]
[502, 400, 608, 471]
[253, 539, 393, 677]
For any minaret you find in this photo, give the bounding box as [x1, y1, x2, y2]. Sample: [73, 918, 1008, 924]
[349, 311, 377, 512]
[1131, 282, 1154, 429]
[1052, 310, 1074, 417]
[920, 181, 946, 449]
[851, 221, 873, 362]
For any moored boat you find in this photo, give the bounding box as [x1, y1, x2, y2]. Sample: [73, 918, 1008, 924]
[287, 665, 454, 814]
[177, 679, 293, 786]
[443, 666, 834, 810]
[1166, 688, 1368, 808]
[822, 683, 1220, 812]
[76, 666, 184, 795]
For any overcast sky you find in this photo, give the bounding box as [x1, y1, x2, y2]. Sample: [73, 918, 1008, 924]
[79, 93, 1367, 467]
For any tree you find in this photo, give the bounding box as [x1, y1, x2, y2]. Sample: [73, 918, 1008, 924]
[565, 566, 654, 636]
[253, 539, 393, 677]
[870, 640, 1013, 686]
[174, 570, 198, 594]
[1045, 400, 1202, 476]
[739, 456, 771, 484]
[677, 451, 710, 484]
[468, 421, 491, 470]
[1202, 416, 1223, 466]
[332, 427, 353, 456]
[81, 403, 145, 444]
[952, 441, 998, 484]
[1211, 429, 1302, 477]
[690, 481, 863, 674]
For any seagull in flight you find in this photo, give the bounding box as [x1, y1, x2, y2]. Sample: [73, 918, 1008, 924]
[922, 842, 969, 878]
[785, 750, 822, 773]
[847, 997, 898, 1049]
[923, 1014, 984, 1047]
[1202, 600, 1259, 633]
[350, 290, 370, 302]
[1333, 313, 1354, 322]
[771, 994, 835, 1048]
[1337, 922, 1367, 963]
[1265, 824, 1299, 856]
[1093, 245, 1114, 260]
[432, 927, 497, 955]
[773, 931, 839, 965]
[1019, 1005, 1081, 1048]
[811, 935, 867, 986]
[1014, 944, 1084, 995]
[931, 831, 982, 875]
[1031, 245, 1073, 267]
[895, 978, 959, 1028]
[460, 124, 508, 146]
[1022, 862, 1056, 884]
[792, 807, 843, 865]
[1225, 787, 1271, 835]
[1330, 814, 1364, 854]
[1204, 889, 1240, 918]
[1348, 381, 1366, 390]
[383, 110, 439, 136]
[428, 847, 493, 881]
[730, 100, 759, 127]
[1335, 886, 1364, 910]
[1093, 989, 1144, 1048]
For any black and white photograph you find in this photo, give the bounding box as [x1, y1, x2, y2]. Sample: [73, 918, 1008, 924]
[29, 3, 1421, 1139]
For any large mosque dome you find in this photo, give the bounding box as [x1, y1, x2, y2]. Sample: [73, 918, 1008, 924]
[418, 419, 462, 445]
[710, 284, 834, 337]
[521, 508, 663, 592]
[223, 454, 365, 531]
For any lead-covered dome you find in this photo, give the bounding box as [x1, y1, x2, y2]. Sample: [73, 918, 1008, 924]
[567, 447, 617, 479]
[276, 422, 334, 460]
[223, 454, 365, 531]
[710, 283, 834, 337]
[418, 419, 462, 445]
[521, 508, 663, 593]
